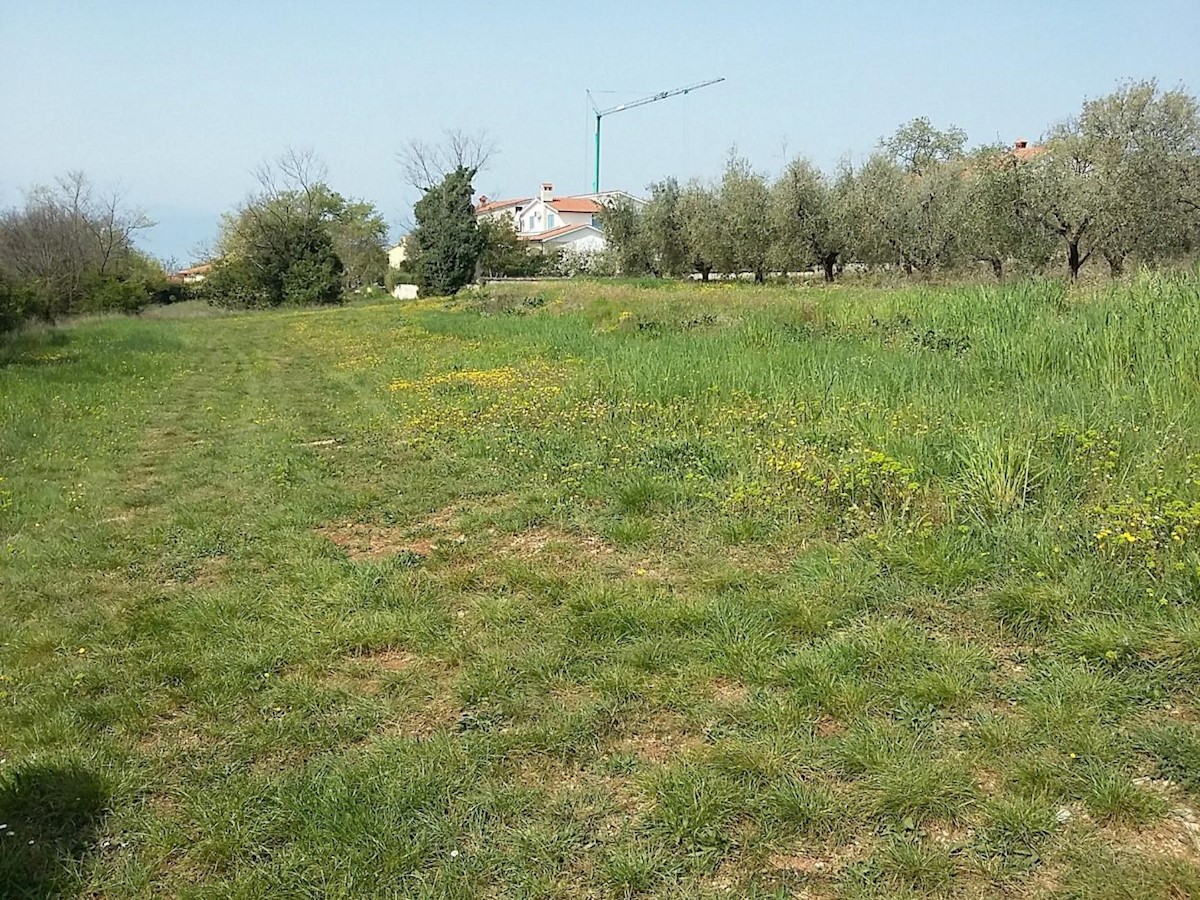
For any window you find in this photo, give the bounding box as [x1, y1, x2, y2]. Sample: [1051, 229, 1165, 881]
[547, 213, 556, 229]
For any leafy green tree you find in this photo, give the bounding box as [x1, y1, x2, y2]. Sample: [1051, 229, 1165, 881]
[771, 157, 849, 281]
[210, 151, 346, 306]
[407, 165, 484, 295]
[478, 217, 542, 277]
[678, 180, 721, 280]
[718, 155, 774, 281]
[597, 199, 652, 275]
[884, 117, 968, 175]
[1023, 81, 1200, 278]
[0, 267, 40, 333]
[205, 215, 342, 308]
[328, 199, 388, 289]
[642, 178, 688, 276]
[843, 152, 968, 274]
[962, 147, 1055, 279]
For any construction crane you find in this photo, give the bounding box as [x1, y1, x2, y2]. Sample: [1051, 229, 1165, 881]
[588, 77, 725, 194]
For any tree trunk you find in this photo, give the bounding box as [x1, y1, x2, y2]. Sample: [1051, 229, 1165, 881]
[990, 257, 1003, 281]
[754, 268, 765, 284]
[822, 254, 837, 283]
[1067, 239, 1082, 280]
[700, 266, 711, 282]
[1105, 252, 1125, 277]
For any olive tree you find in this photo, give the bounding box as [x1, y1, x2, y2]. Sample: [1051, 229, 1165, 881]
[642, 178, 688, 276]
[597, 199, 651, 275]
[717, 155, 774, 282]
[843, 152, 968, 274]
[962, 147, 1054, 279]
[771, 157, 849, 281]
[679, 180, 721, 281]
[884, 117, 968, 175]
[1022, 81, 1200, 278]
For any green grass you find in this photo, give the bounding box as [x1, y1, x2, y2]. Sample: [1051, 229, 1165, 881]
[3, 273, 1200, 897]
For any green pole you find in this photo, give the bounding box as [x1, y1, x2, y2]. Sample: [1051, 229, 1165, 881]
[593, 114, 601, 194]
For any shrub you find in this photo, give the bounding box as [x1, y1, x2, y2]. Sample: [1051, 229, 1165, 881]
[199, 259, 268, 309]
[548, 246, 616, 277]
[77, 273, 150, 315]
[0, 269, 44, 333]
[202, 221, 343, 310]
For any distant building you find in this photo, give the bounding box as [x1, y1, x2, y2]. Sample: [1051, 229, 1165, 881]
[169, 263, 213, 284]
[475, 182, 644, 254]
[387, 237, 410, 269]
[1009, 138, 1046, 161]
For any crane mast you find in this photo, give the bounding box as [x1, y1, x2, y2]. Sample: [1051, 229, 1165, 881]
[588, 77, 725, 194]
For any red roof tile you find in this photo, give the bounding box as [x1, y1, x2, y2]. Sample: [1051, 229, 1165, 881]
[548, 197, 602, 214]
[475, 197, 530, 215]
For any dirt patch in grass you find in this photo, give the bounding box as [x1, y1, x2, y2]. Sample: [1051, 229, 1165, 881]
[315, 648, 450, 695]
[1100, 780, 1200, 863]
[161, 555, 227, 589]
[816, 715, 846, 739]
[386, 693, 463, 738]
[1101, 813, 1200, 863]
[318, 521, 438, 560]
[710, 678, 751, 705]
[318, 504, 472, 561]
[614, 713, 706, 763]
[135, 709, 208, 755]
[502, 526, 614, 560]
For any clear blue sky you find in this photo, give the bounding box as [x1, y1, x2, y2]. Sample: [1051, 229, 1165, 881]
[3, 0, 1198, 263]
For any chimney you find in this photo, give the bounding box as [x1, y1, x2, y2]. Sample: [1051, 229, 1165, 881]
[1014, 139, 1028, 150]
[478, 194, 488, 206]
[540, 182, 553, 202]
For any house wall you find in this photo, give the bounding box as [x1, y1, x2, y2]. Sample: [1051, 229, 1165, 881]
[517, 198, 551, 234]
[517, 200, 597, 235]
[556, 210, 595, 229]
[387, 241, 408, 268]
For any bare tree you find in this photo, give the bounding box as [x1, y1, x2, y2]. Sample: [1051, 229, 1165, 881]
[398, 129, 494, 191]
[0, 172, 151, 315]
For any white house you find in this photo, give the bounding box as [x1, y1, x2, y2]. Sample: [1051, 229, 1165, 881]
[170, 263, 213, 284]
[475, 182, 644, 254]
[387, 237, 410, 269]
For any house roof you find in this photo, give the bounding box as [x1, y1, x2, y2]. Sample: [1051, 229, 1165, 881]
[1010, 139, 1046, 161]
[518, 223, 600, 243]
[548, 197, 603, 214]
[175, 263, 213, 276]
[475, 196, 530, 215]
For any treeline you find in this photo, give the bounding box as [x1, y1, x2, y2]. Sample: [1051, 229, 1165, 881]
[602, 81, 1200, 282]
[0, 173, 177, 333]
[0, 151, 392, 334]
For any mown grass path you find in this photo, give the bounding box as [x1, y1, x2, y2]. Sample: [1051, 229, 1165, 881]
[3, 277, 1200, 898]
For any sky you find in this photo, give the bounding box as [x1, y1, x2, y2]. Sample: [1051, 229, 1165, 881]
[2, 0, 1198, 263]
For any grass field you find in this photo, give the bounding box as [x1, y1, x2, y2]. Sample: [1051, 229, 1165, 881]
[3, 275, 1200, 898]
